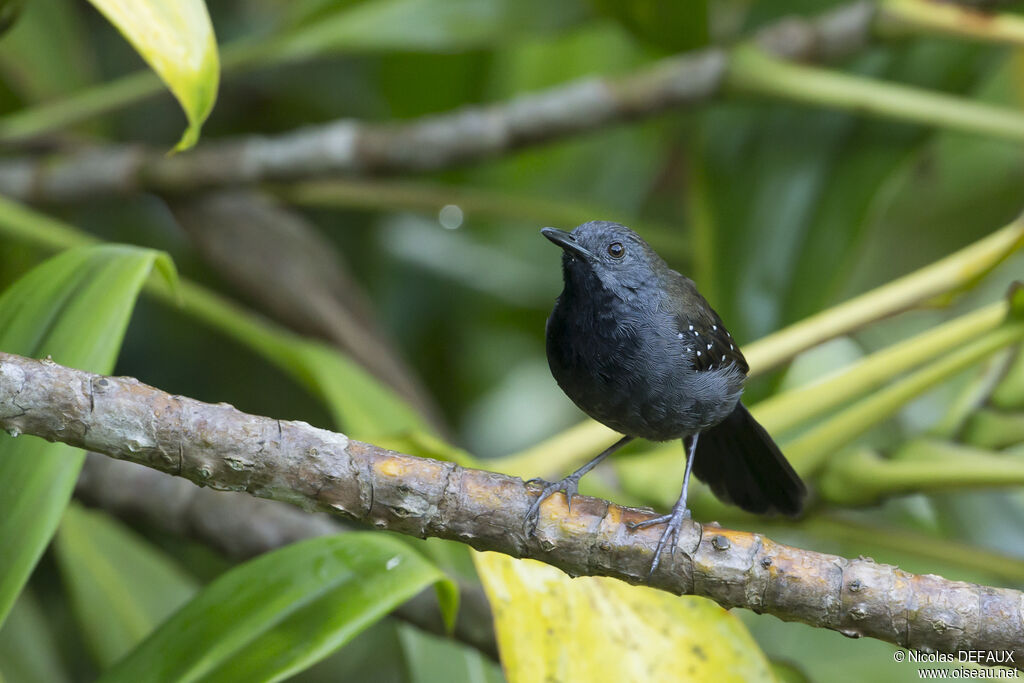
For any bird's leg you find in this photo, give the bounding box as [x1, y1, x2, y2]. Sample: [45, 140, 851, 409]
[627, 432, 700, 576]
[524, 435, 634, 533]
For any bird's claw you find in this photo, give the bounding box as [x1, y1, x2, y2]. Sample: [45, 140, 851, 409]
[523, 476, 581, 534]
[626, 507, 690, 531]
[626, 507, 692, 578]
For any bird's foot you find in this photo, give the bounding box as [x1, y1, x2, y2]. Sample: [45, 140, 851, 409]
[627, 507, 692, 578]
[523, 475, 582, 534]
[626, 507, 690, 531]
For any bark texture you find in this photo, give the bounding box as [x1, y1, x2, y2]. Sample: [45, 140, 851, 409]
[1, 351, 1021, 667]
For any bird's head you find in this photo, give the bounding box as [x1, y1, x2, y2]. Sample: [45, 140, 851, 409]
[541, 221, 668, 297]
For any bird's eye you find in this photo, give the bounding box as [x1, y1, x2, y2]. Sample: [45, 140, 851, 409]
[607, 242, 625, 258]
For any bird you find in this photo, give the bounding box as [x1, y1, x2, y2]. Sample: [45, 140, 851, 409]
[527, 220, 806, 575]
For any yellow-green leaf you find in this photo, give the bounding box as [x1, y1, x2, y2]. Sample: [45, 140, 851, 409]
[86, 0, 218, 150]
[474, 553, 774, 683]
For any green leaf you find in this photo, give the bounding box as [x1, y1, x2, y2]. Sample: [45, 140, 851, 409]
[0, 0, 587, 144]
[0, 196, 427, 444]
[0, 245, 176, 627]
[99, 534, 456, 683]
[54, 504, 199, 668]
[85, 0, 219, 150]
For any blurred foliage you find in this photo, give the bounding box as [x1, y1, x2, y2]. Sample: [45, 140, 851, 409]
[588, 0, 709, 51]
[99, 534, 456, 683]
[1, 0, 1024, 681]
[54, 505, 199, 668]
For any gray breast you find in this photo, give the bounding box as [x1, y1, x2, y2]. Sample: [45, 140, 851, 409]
[548, 302, 745, 441]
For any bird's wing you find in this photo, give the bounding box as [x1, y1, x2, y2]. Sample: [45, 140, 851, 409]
[667, 275, 749, 374]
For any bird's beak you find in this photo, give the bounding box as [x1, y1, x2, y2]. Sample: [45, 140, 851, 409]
[541, 227, 593, 260]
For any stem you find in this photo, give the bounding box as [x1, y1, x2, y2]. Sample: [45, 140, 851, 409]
[879, 0, 1024, 47]
[793, 514, 1024, 584]
[742, 217, 1024, 374]
[752, 302, 1008, 436]
[0, 38, 261, 144]
[784, 319, 1024, 475]
[0, 195, 426, 440]
[818, 441, 1024, 504]
[960, 408, 1024, 449]
[0, 194, 300, 374]
[992, 344, 1024, 409]
[0, 72, 162, 145]
[728, 44, 1024, 144]
[0, 198, 95, 250]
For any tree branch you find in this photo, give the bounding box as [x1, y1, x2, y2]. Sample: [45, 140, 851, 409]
[0, 2, 875, 203]
[2, 351, 1021, 667]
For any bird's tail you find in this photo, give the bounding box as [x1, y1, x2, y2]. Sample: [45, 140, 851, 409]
[691, 402, 806, 516]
